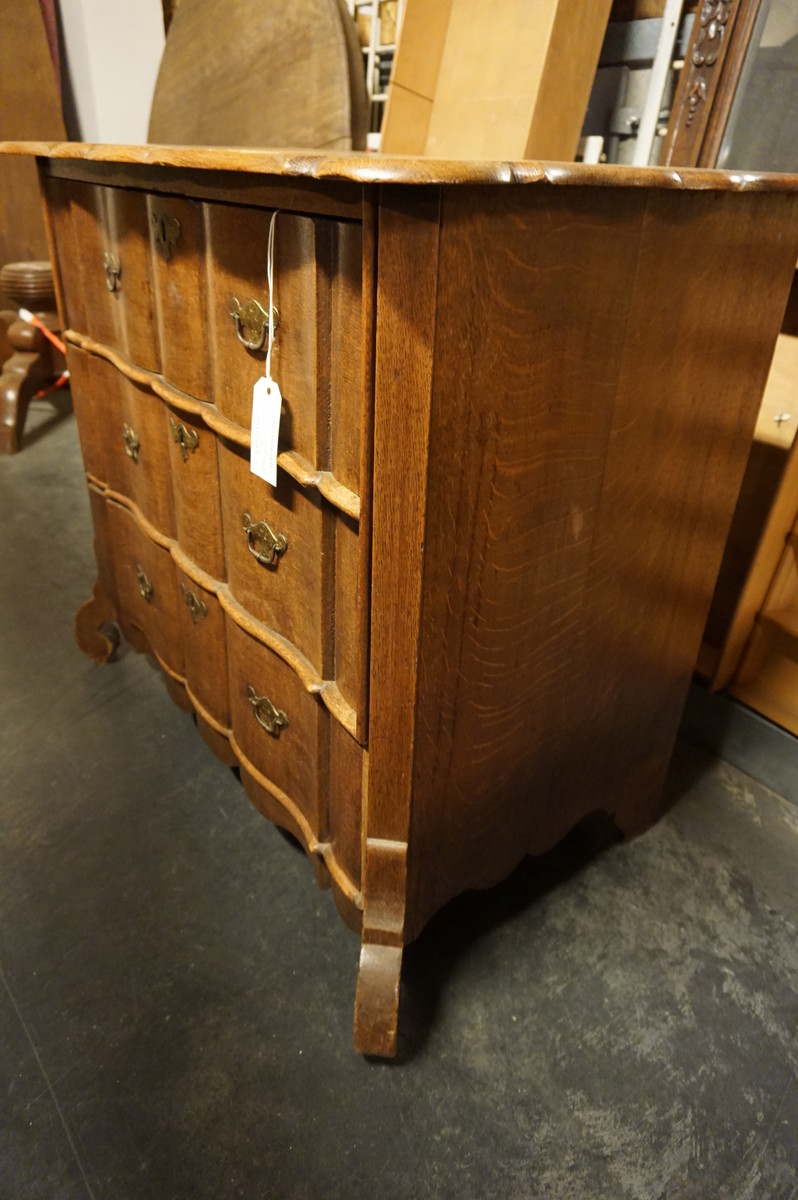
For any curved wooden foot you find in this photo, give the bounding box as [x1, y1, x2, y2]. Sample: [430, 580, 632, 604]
[354, 942, 403, 1057]
[352, 837, 409, 1057]
[74, 582, 120, 664]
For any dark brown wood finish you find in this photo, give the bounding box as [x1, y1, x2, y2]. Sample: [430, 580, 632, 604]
[660, 0, 763, 168]
[16, 141, 798, 1058]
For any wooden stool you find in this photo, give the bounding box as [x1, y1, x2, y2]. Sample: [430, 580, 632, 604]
[0, 260, 65, 454]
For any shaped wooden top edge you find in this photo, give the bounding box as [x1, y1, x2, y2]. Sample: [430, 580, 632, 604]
[4, 140, 798, 193]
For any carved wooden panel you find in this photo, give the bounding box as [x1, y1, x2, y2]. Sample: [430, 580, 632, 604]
[660, 0, 764, 167]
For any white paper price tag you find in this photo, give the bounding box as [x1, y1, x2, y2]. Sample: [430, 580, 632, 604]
[250, 376, 282, 486]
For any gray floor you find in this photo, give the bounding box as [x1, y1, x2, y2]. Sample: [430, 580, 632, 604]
[1, 400, 798, 1200]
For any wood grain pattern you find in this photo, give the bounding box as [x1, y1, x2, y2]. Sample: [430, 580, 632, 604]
[148, 0, 367, 152]
[149, 195, 209, 400]
[405, 183, 649, 932]
[227, 618, 329, 839]
[164, 403, 225, 580]
[421, 0, 612, 160]
[354, 189, 441, 1050]
[660, 0, 763, 169]
[205, 204, 319, 462]
[0, 0, 65, 285]
[330, 220, 363, 494]
[26, 143, 798, 1058]
[10, 140, 798, 193]
[712, 433, 798, 690]
[405, 183, 798, 935]
[64, 329, 361, 521]
[218, 438, 326, 676]
[106, 499, 185, 678]
[175, 572, 230, 728]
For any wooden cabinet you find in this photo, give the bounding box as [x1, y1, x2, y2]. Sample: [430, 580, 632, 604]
[11, 141, 798, 1057]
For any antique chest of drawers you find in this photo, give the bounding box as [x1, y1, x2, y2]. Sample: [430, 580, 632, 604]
[10, 142, 798, 1055]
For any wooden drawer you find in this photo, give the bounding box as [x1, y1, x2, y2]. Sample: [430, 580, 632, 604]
[204, 204, 327, 467]
[148, 195, 210, 400]
[205, 209, 365, 490]
[47, 179, 159, 371]
[112, 374, 175, 538]
[218, 437, 325, 673]
[165, 403, 225, 580]
[67, 348, 174, 537]
[106, 500, 184, 677]
[227, 617, 327, 838]
[66, 345, 118, 483]
[175, 571, 229, 728]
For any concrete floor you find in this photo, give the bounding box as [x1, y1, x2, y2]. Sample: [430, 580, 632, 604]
[1, 401, 798, 1200]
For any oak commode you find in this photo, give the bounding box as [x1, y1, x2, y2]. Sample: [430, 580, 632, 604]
[8, 140, 798, 1056]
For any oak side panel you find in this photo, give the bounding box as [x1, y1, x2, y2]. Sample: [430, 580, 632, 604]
[404, 184, 647, 935]
[366, 187, 442, 845]
[549, 188, 798, 838]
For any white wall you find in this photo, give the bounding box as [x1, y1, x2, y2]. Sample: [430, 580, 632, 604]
[59, 0, 165, 143]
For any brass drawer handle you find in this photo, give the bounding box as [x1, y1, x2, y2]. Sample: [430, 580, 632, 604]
[242, 512, 287, 566]
[229, 296, 279, 351]
[136, 564, 154, 602]
[151, 211, 181, 262]
[179, 581, 207, 624]
[103, 251, 121, 292]
[247, 684, 288, 738]
[168, 415, 199, 461]
[123, 423, 140, 462]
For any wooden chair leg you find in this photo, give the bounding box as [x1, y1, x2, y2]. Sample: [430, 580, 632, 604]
[0, 262, 63, 455]
[0, 344, 59, 454]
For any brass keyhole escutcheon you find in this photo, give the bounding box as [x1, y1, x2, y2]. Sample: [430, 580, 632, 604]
[123, 423, 140, 462]
[151, 211, 181, 262]
[247, 685, 288, 738]
[242, 512, 287, 566]
[168, 415, 199, 461]
[136, 564, 154, 603]
[229, 296, 279, 351]
[179, 581, 207, 624]
[103, 251, 121, 292]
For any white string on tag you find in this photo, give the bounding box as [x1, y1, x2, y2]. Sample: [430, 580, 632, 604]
[265, 209, 278, 380]
[250, 209, 283, 486]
